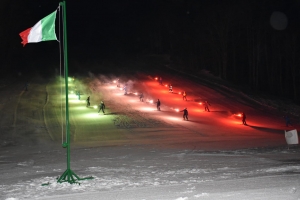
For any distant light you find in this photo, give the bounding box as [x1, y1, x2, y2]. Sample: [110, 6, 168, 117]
[234, 113, 242, 117]
[134, 92, 138, 95]
[155, 77, 158, 80]
[175, 108, 179, 112]
[113, 80, 116, 83]
[93, 105, 97, 109]
[149, 100, 153, 103]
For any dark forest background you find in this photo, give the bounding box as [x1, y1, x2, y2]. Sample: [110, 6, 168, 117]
[1, 0, 300, 104]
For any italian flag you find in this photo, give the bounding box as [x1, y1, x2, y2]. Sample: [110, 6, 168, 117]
[19, 10, 57, 46]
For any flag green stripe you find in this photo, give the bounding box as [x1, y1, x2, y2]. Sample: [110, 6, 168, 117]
[41, 11, 57, 41]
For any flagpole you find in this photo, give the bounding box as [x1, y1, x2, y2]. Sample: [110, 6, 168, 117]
[57, 0, 93, 184]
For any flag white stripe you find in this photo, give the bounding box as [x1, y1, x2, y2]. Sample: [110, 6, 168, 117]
[28, 21, 43, 43]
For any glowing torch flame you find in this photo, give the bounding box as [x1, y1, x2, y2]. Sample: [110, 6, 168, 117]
[175, 108, 179, 112]
[134, 92, 138, 95]
[165, 84, 168, 87]
[199, 102, 202, 105]
[155, 77, 158, 80]
[178, 92, 181, 95]
[149, 100, 153, 103]
[113, 80, 116, 83]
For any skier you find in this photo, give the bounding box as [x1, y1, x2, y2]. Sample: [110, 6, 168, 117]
[117, 79, 120, 87]
[77, 91, 81, 100]
[159, 77, 163, 85]
[123, 85, 127, 95]
[156, 99, 161, 111]
[182, 91, 187, 101]
[242, 112, 247, 125]
[139, 92, 144, 102]
[86, 96, 90, 107]
[169, 84, 173, 93]
[204, 101, 211, 112]
[180, 108, 188, 120]
[284, 115, 292, 127]
[98, 101, 105, 114]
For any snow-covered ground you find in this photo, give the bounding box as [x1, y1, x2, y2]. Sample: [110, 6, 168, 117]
[1, 71, 300, 200]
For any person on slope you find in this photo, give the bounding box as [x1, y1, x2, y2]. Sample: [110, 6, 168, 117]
[156, 99, 161, 111]
[123, 85, 127, 95]
[204, 101, 211, 112]
[86, 96, 90, 107]
[169, 84, 173, 93]
[159, 77, 163, 85]
[182, 91, 187, 101]
[242, 112, 247, 125]
[139, 93, 144, 102]
[284, 115, 292, 127]
[180, 108, 188, 120]
[98, 101, 106, 114]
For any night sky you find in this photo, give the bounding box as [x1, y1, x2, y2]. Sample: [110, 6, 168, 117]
[1, 0, 300, 103]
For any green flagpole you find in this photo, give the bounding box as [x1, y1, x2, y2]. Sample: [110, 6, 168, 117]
[57, 1, 93, 184]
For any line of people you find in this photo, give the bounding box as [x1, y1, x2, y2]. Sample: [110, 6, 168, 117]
[161, 82, 188, 120]
[156, 78, 211, 121]
[86, 96, 106, 115]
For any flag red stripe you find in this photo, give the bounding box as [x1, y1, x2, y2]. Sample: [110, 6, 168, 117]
[19, 27, 32, 47]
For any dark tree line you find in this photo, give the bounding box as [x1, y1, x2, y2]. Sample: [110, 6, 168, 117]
[136, 0, 300, 104]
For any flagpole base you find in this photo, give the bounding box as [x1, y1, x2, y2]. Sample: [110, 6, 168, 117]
[57, 169, 93, 184]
